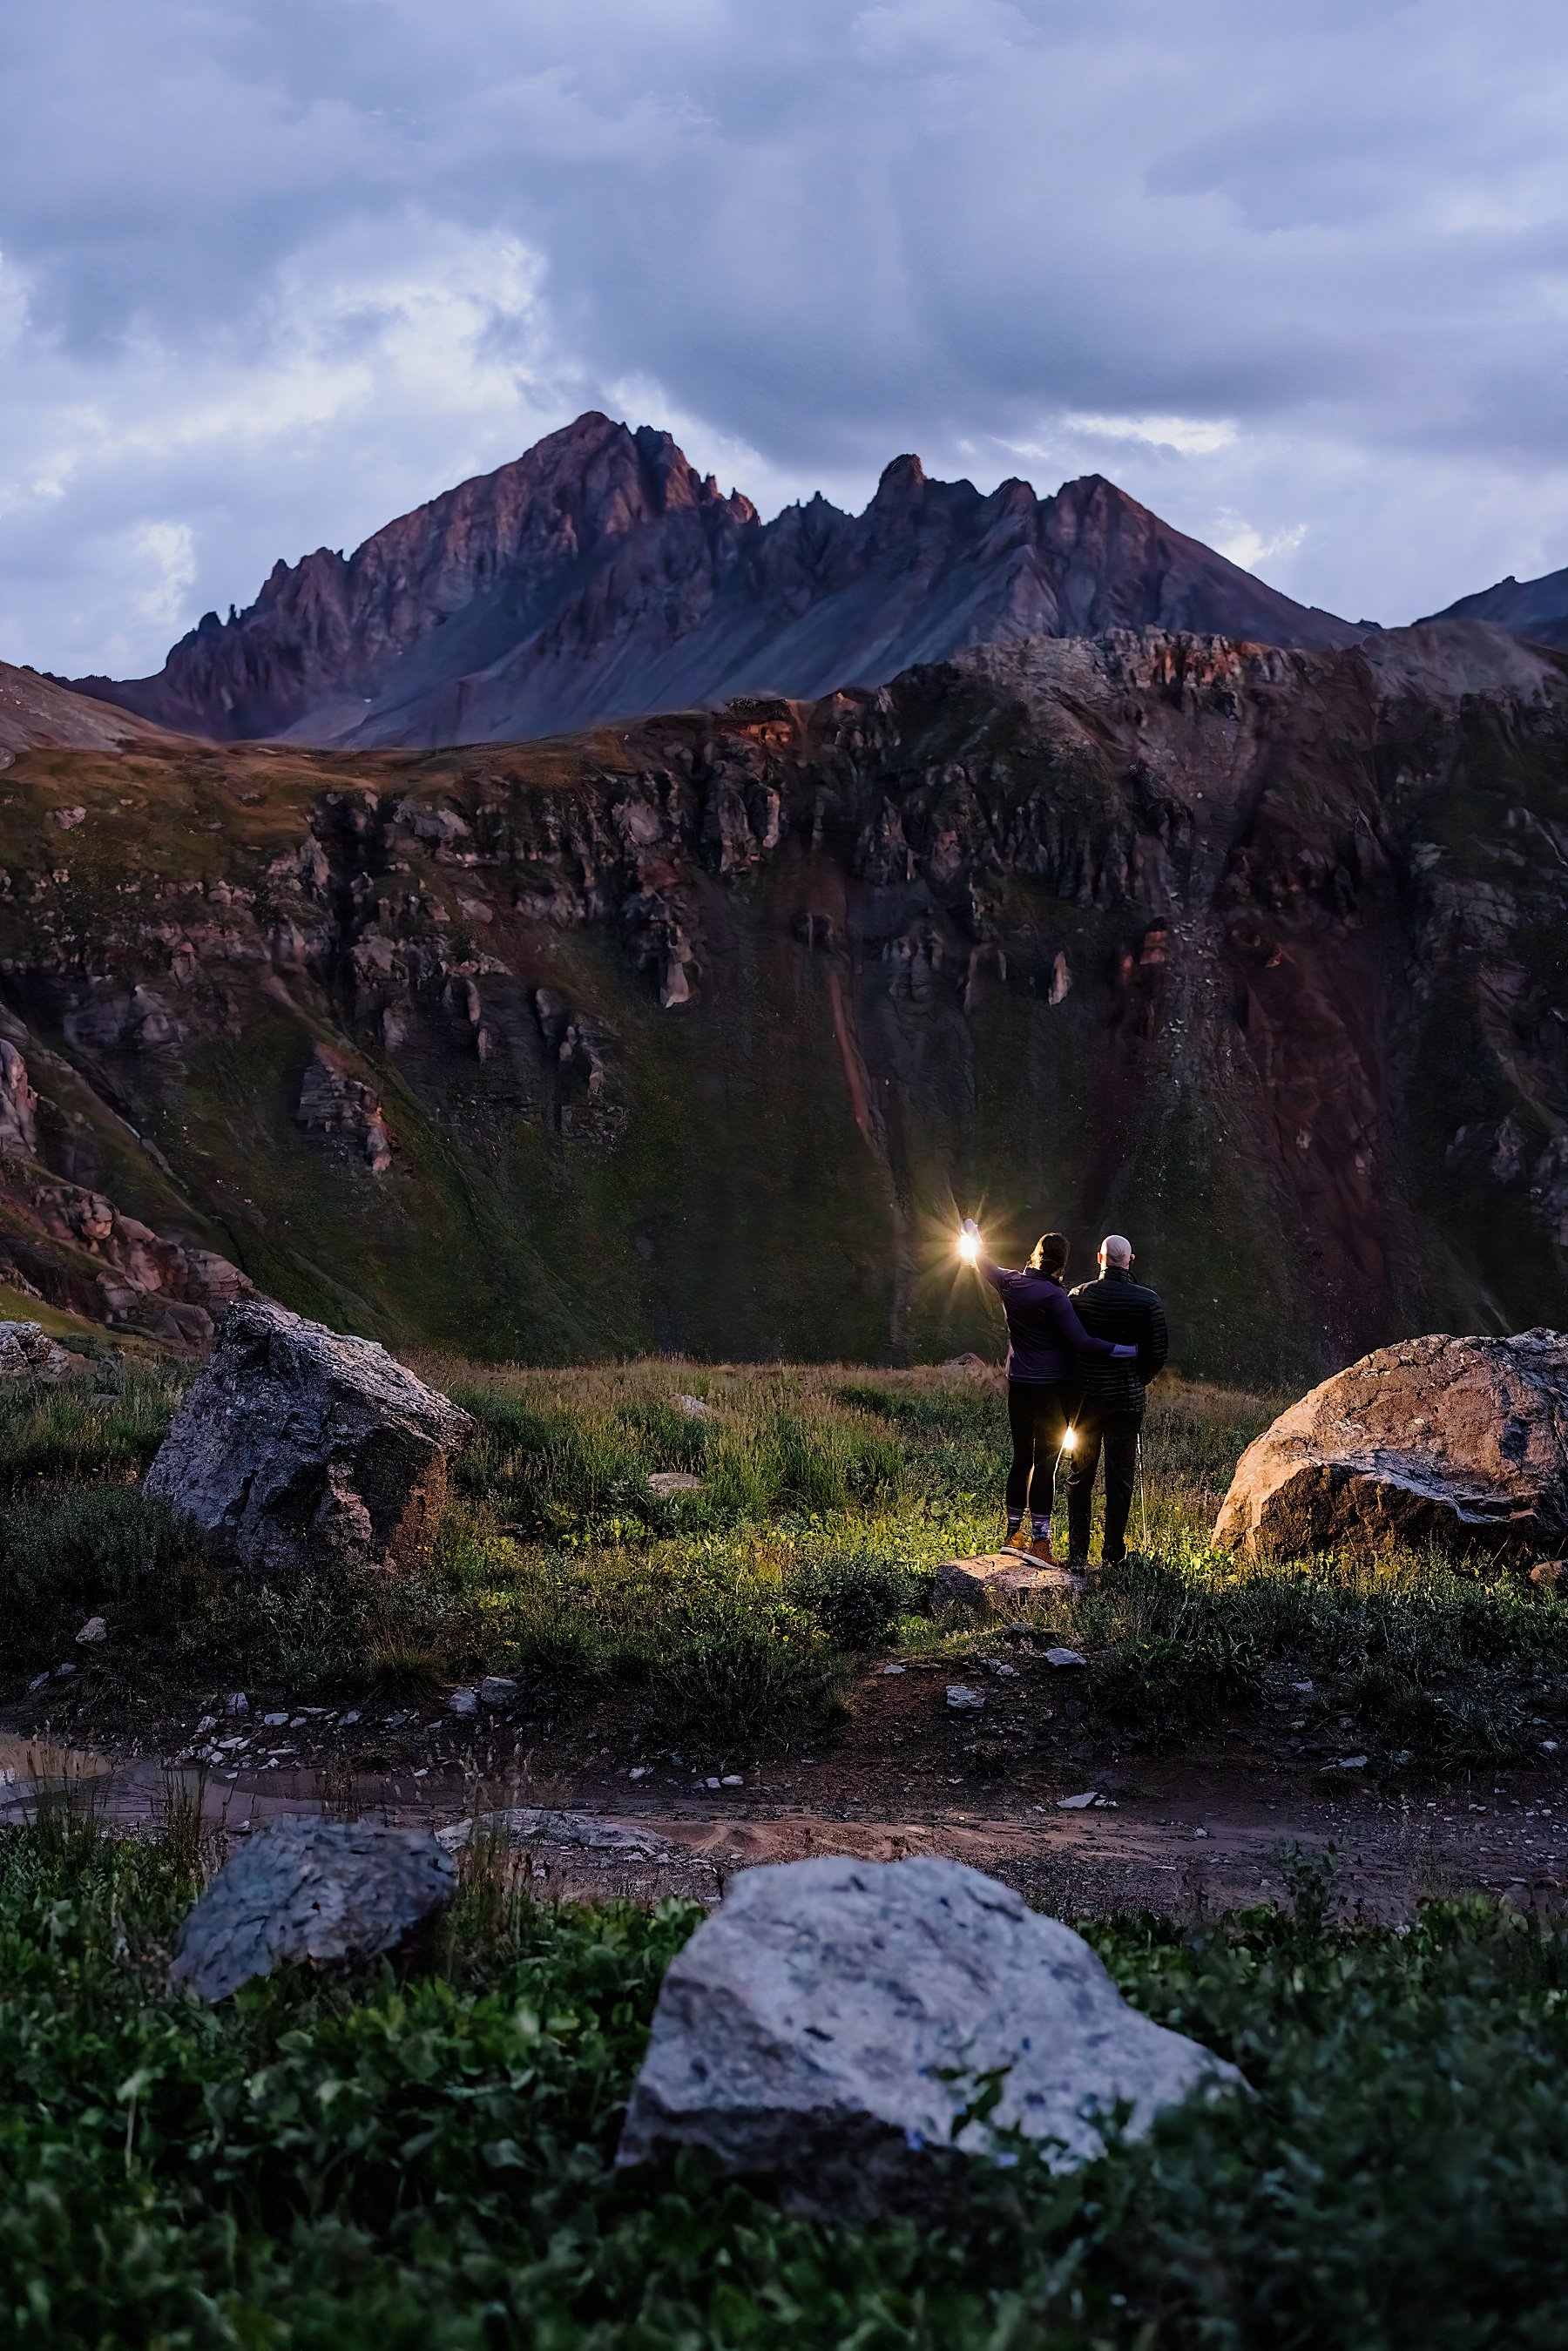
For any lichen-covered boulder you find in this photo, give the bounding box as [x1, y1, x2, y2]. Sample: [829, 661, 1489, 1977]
[144, 1297, 470, 1581]
[1215, 1329, 1568, 1561]
[617, 1854, 1239, 2217]
[0, 1320, 74, 1381]
[171, 1815, 456, 2000]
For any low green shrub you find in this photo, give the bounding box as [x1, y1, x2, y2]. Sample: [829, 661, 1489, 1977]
[6, 1829, 1568, 2345]
[644, 1592, 846, 1757]
[1092, 1625, 1265, 1743]
[0, 1485, 207, 1668]
[798, 1550, 924, 1651]
[1068, 1551, 1568, 1767]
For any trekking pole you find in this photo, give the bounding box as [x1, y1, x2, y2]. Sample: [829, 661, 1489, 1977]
[1137, 1430, 1149, 1550]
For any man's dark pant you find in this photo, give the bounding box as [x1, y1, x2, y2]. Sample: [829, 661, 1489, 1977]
[1066, 1406, 1143, 1564]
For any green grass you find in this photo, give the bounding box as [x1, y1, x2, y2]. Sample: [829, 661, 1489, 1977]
[4, 1824, 1568, 2346]
[13, 1360, 1568, 1777]
[0, 1368, 181, 1497]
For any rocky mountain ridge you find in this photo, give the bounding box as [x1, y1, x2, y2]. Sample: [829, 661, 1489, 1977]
[1, 659, 184, 763]
[1425, 563, 1568, 651]
[3, 616, 1565, 1376]
[70, 413, 1362, 752]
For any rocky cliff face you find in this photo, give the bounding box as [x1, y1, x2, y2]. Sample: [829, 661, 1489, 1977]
[7, 618, 1566, 1380]
[71, 413, 1360, 752]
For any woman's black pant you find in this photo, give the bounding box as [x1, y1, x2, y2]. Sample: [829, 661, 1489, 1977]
[1005, 1380, 1072, 1518]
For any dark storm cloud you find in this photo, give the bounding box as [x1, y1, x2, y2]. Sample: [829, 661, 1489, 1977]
[5, 0, 1568, 671]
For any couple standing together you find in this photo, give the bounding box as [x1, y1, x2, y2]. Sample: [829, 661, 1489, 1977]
[961, 1220, 1168, 1570]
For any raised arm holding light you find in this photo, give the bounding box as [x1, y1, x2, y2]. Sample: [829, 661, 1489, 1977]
[958, 1219, 1135, 1561]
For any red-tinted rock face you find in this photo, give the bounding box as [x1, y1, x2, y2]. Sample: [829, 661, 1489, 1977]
[71, 413, 1361, 750]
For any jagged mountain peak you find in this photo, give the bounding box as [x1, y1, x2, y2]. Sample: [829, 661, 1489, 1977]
[67, 412, 1362, 749]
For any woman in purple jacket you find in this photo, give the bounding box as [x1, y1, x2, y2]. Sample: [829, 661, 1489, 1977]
[963, 1221, 1135, 1561]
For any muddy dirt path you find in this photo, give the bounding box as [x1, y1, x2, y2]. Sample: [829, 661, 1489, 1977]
[7, 1728, 1565, 1922]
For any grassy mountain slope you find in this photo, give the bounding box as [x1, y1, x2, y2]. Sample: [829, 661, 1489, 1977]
[0, 621, 1565, 1380]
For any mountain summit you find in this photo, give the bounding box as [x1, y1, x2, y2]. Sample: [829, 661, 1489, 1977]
[73, 411, 1362, 747]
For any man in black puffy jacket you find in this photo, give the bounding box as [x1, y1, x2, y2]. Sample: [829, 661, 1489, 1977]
[1064, 1234, 1168, 1568]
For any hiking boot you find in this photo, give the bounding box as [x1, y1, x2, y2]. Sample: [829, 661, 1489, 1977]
[1001, 1527, 1035, 1559]
[1021, 1532, 1058, 1565]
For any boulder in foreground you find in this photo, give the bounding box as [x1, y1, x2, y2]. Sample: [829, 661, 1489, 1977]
[1214, 1329, 1568, 1561]
[617, 1854, 1239, 2217]
[170, 1815, 457, 2000]
[144, 1298, 470, 1581]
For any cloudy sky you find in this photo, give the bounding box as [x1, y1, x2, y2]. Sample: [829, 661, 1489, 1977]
[6, 0, 1568, 675]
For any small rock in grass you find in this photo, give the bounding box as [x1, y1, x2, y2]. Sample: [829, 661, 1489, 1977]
[447, 1688, 478, 1718]
[721, 1773, 743, 1787]
[617, 1855, 1240, 2217]
[933, 1553, 1070, 1617]
[26, 1672, 47, 1692]
[629, 1765, 651, 1779]
[1531, 1560, 1567, 1595]
[55, 1662, 76, 1677]
[946, 1685, 985, 1711]
[675, 1395, 717, 1421]
[882, 1662, 907, 1675]
[75, 1616, 107, 1645]
[479, 1675, 517, 1706]
[223, 1692, 249, 1715]
[649, 1469, 704, 1499]
[1289, 1679, 1315, 1693]
[263, 1712, 289, 1727]
[705, 1775, 721, 1789]
[1044, 1648, 1086, 1668]
[340, 1708, 361, 1726]
[170, 1815, 456, 2001]
[0, 1321, 75, 1382]
[1544, 1739, 1560, 1754]
[1333, 1754, 1369, 1771]
[1057, 1792, 1098, 1809]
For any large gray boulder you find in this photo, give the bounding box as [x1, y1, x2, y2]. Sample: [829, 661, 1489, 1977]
[170, 1815, 457, 2000]
[145, 1297, 470, 1581]
[1215, 1329, 1568, 1561]
[617, 1855, 1239, 2216]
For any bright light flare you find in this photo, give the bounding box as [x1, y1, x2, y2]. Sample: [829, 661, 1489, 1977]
[1062, 1428, 1078, 1451]
[957, 1228, 980, 1264]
